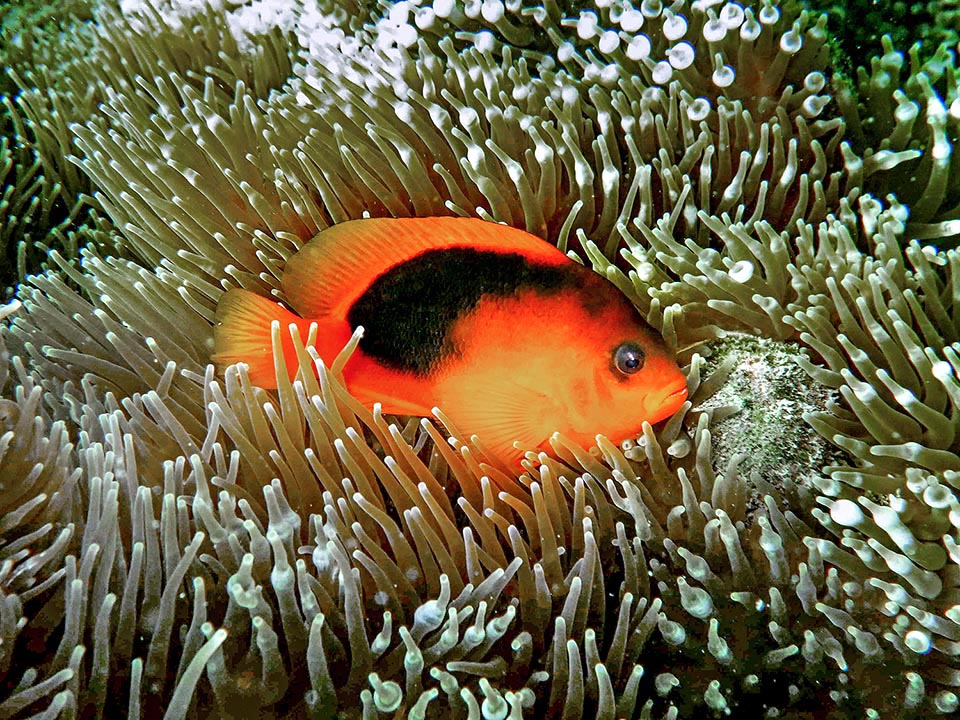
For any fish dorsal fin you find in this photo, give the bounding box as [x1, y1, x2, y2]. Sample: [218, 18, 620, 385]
[281, 217, 567, 320]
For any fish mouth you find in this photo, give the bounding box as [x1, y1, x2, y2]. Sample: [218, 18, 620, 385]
[613, 382, 689, 446]
[646, 381, 689, 421]
[665, 386, 688, 402]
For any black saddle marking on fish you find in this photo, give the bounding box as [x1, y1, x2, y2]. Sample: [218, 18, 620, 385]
[348, 247, 578, 374]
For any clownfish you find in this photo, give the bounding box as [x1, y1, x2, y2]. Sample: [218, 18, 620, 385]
[212, 217, 688, 466]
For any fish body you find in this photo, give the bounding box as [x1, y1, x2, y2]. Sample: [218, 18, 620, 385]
[213, 217, 688, 465]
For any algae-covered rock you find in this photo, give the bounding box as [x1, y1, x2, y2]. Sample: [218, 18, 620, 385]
[697, 332, 844, 490]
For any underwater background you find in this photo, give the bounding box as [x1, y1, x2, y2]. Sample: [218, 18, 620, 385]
[2, 0, 960, 717]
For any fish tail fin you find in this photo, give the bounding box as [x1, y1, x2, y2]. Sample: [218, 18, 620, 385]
[213, 289, 316, 388]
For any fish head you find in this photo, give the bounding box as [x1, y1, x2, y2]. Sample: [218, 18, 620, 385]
[547, 274, 689, 447]
[436, 264, 688, 465]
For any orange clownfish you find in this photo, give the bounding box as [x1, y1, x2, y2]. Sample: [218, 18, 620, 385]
[212, 217, 688, 466]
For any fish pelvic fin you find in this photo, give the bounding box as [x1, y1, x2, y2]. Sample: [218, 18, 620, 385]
[213, 288, 349, 388]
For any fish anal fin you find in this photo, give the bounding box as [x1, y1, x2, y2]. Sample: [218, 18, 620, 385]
[351, 387, 435, 417]
[281, 217, 567, 319]
[344, 355, 437, 416]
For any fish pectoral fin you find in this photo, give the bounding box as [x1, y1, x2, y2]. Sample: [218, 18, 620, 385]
[438, 378, 561, 466]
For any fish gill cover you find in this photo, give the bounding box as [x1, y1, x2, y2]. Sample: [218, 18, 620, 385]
[0, 0, 959, 717]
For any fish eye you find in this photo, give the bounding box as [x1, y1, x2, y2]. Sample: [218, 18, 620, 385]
[613, 342, 645, 375]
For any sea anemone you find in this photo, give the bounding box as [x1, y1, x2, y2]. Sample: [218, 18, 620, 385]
[2, 0, 960, 718]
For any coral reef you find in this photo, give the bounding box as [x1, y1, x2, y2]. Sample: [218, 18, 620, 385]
[2, 0, 960, 718]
